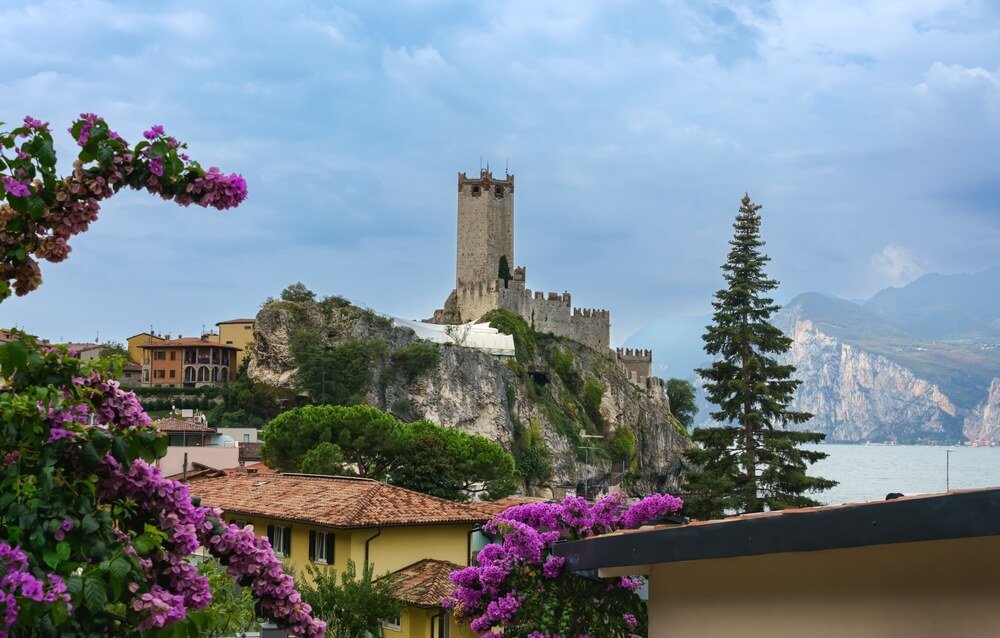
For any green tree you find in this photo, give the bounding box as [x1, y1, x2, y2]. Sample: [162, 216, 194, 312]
[210, 358, 299, 427]
[292, 336, 377, 406]
[390, 342, 440, 380]
[98, 340, 129, 361]
[186, 559, 258, 637]
[684, 194, 835, 518]
[391, 420, 517, 501]
[297, 560, 402, 638]
[262, 404, 405, 478]
[665, 378, 698, 431]
[281, 282, 316, 303]
[498, 255, 513, 283]
[300, 441, 346, 475]
[516, 419, 553, 495]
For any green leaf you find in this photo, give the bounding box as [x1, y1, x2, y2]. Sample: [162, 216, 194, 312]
[81, 513, 99, 534]
[82, 576, 107, 613]
[108, 556, 130, 600]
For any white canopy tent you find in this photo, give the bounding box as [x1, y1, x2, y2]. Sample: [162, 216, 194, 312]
[392, 318, 516, 359]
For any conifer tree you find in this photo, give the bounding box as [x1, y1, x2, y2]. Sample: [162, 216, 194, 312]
[683, 194, 835, 518]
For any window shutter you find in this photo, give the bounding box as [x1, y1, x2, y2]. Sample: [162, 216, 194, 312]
[308, 531, 316, 561]
[266, 525, 275, 547]
[326, 532, 335, 564]
[283, 526, 292, 555]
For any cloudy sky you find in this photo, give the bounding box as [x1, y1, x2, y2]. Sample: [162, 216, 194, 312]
[3, 0, 998, 347]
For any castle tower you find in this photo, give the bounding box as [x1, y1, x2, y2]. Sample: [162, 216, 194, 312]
[456, 169, 514, 288]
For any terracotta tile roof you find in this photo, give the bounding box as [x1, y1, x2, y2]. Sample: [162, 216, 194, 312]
[122, 362, 141, 371]
[216, 318, 255, 325]
[189, 474, 490, 529]
[154, 418, 216, 433]
[472, 496, 548, 518]
[385, 559, 463, 608]
[139, 338, 241, 350]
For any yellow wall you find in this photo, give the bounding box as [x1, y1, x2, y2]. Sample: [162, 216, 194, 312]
[384, 608, 473, 638]
[365, 524, 472, 575]
[648, 535, 1000, 638]
[127, 333, 164, 365]
[216, 321, 254, 371]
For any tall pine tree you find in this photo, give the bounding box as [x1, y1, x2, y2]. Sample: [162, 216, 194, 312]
[684, 194, 835, 519]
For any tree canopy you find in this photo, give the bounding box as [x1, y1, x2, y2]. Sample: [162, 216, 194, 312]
[260, 405, 517, 501]
[684, 194, 835, 518]
[665, 378, 698, 431]
[280, 282, 316, 303]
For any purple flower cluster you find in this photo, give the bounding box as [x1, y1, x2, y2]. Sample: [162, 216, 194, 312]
[447, 491, 682, 636]
[76, 372, 151, 429]
[2, 113, 248, 298]
[177, 166, 248, 210]
[96, 456, 325, 637]
[1, 176, 30, 199]
[0, 542, 70, 638]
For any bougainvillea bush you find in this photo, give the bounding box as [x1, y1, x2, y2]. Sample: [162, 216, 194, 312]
[0, 115, 324, 637]
[446, 492, 683, 637]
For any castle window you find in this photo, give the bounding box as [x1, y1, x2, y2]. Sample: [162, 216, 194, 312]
[471, 185, 481, 197]
[494, 185, 503, 198]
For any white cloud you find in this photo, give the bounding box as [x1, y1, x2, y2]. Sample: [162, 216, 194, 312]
[871, 244, 923, 287]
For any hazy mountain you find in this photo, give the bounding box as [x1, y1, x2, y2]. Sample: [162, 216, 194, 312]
[627, 266, 1000, 442]
[864, 267, 1000, 342]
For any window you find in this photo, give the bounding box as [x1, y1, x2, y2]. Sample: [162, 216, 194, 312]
[169, 370, 176, 379]
[154, 370, 165, 379]
[229, 519, 248, 528]
[308, 530, 334, 564]
[243, 434, 250, 443]
[169, 351, 176, 360]
[243, 325, 251, 330]
[471, 185, 481, 196]
[226, 340, 233, 344]
[382, 614, 401, 632]
[143, 371, 149, 382]
[494, 185, 503, 198]
[267, 525, 292, 557]
[154, 351, 166, 360]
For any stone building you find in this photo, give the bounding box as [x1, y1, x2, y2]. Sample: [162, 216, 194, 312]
[432, 169, 612, 353]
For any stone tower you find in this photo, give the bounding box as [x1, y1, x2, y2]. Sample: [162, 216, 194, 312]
[456, 169, 515, 288]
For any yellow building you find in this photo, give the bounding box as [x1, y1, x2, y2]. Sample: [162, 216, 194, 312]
[554, 487, 1000, 638]
[215, 318, 255, 371]
[126, 331, 165, 365]
[190, 473, 489, 637]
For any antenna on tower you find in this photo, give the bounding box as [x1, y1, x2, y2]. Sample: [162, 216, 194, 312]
[95, 330, 99, 343]
[505, 158, 509, 175]
[480, 156, 483, 171]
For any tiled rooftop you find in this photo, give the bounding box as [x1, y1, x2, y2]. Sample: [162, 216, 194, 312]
[472, 495, 548, 518]
[385, 559, 464, 608]
[189, 474, 490, 529]
[216, 318, 255, 325]
[139, 338, 241, 350]
[154, 417, 216, 433]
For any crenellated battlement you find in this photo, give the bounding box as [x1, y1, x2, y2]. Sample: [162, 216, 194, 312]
[458, 169, 514, 194]
[573, 307, 609, 319]
[616, 347, 652, 362]
[512, 266, 526, 282]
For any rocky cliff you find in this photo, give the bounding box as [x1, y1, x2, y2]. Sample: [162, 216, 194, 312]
[248, 299, 690, 497]
[964, 378, 1000, 442]
[771, 302, 963, 442]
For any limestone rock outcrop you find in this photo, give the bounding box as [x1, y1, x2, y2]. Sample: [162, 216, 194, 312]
[963, 378, 1000, 443]
[768, 303, 963, 442]
[249, 300, 690, 496]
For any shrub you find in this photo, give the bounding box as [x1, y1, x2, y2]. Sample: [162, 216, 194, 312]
[390, 342, 440, 380]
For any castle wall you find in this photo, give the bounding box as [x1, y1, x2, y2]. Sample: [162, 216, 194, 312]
[616, 348, 653, 381]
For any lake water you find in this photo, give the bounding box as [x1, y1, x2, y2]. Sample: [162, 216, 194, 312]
[807, 444, 1000, 505]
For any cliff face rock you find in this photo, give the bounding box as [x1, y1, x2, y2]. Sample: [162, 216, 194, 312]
[771, 304, 963, 443]
[964, 378, 1000, 442]
[249, 300, 690, 496]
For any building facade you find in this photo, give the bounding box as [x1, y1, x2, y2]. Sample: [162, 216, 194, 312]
[215, 318, 255, 371]
[127, 332, 166, 365]
[139, 337, 240, 387]
[190, 474, 488, 638]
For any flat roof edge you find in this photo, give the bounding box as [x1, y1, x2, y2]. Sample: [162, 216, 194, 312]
[554, 489, 1000, 571]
